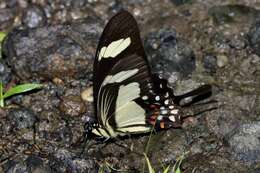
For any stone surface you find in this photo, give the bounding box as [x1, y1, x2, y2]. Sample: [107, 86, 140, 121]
[22, 5, 47, 28]
[8, 108, 36, 130]
[145, 28, 195, 80]
[0, 1, 259, 172]
[228, 122, 260, 163]
[3, 17, 103, 82]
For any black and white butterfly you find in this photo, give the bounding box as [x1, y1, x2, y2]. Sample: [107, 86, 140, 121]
[89, 10, 211, 139]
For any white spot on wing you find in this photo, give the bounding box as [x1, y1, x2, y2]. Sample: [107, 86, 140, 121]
[170, 109, 179, 114]
[103, 69, 138, 86]
[104, 39, 124, 58]
[111, 37, 131, 57]
[164, 99, 169, 105]
[169, 105, 174, 109]
[157, 115, 163, 120]
[169, 115, 175, 122]
[98, 47, 106, 61]
[98, 37, 131, 61]
[161, 110, 168, 115]
[155, 96, 160, 101]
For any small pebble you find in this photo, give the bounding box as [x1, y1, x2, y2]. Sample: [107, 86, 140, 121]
[8, 108, 37, 129]
[22, 5, 47, 28]
[217, 55, 228, 67]
[81, 87, 93, 102]
[59, 95, 86, 117]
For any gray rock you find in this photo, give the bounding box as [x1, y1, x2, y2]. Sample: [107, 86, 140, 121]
[4, 156, 52, 173]
[6, 162, 28, 173]
[26, 155, 52, 173]
[22, 5, 47, 28]
[3, 16, 103, 82]
[8, 108, 36, 129]
[229, 35, 246, 50]
[248, 20, 260, 56]
[0, 60, 12, 85]
[50, 149, 96, 173]
[216, 55, 228, 68]
[59, 95, 86, 117]
[145, 28, 195, 80]
[170, 0, 192, 6]
[228, 122, 260, 163]
[209, 5, 260, 25]
[0, 8, 14, 30]
[203, 54, 217, 74]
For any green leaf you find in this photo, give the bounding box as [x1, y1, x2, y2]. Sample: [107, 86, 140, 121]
[172, 154, 185, 173]
[175, 167, 181, 173]
[0, 32, 6, 43]
[144, 154, 155, 173]
[162, 165, 170, 173]
[98, 166, 105, 173]
[3, 83, 43, 99]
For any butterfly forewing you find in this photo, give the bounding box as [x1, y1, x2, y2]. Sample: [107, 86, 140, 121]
[93, 11, 152, 93]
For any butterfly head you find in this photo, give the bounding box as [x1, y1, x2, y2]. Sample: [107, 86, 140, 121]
[84, 116, 113, 139]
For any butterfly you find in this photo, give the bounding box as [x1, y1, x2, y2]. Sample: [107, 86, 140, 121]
[88, 10, 212, 139]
